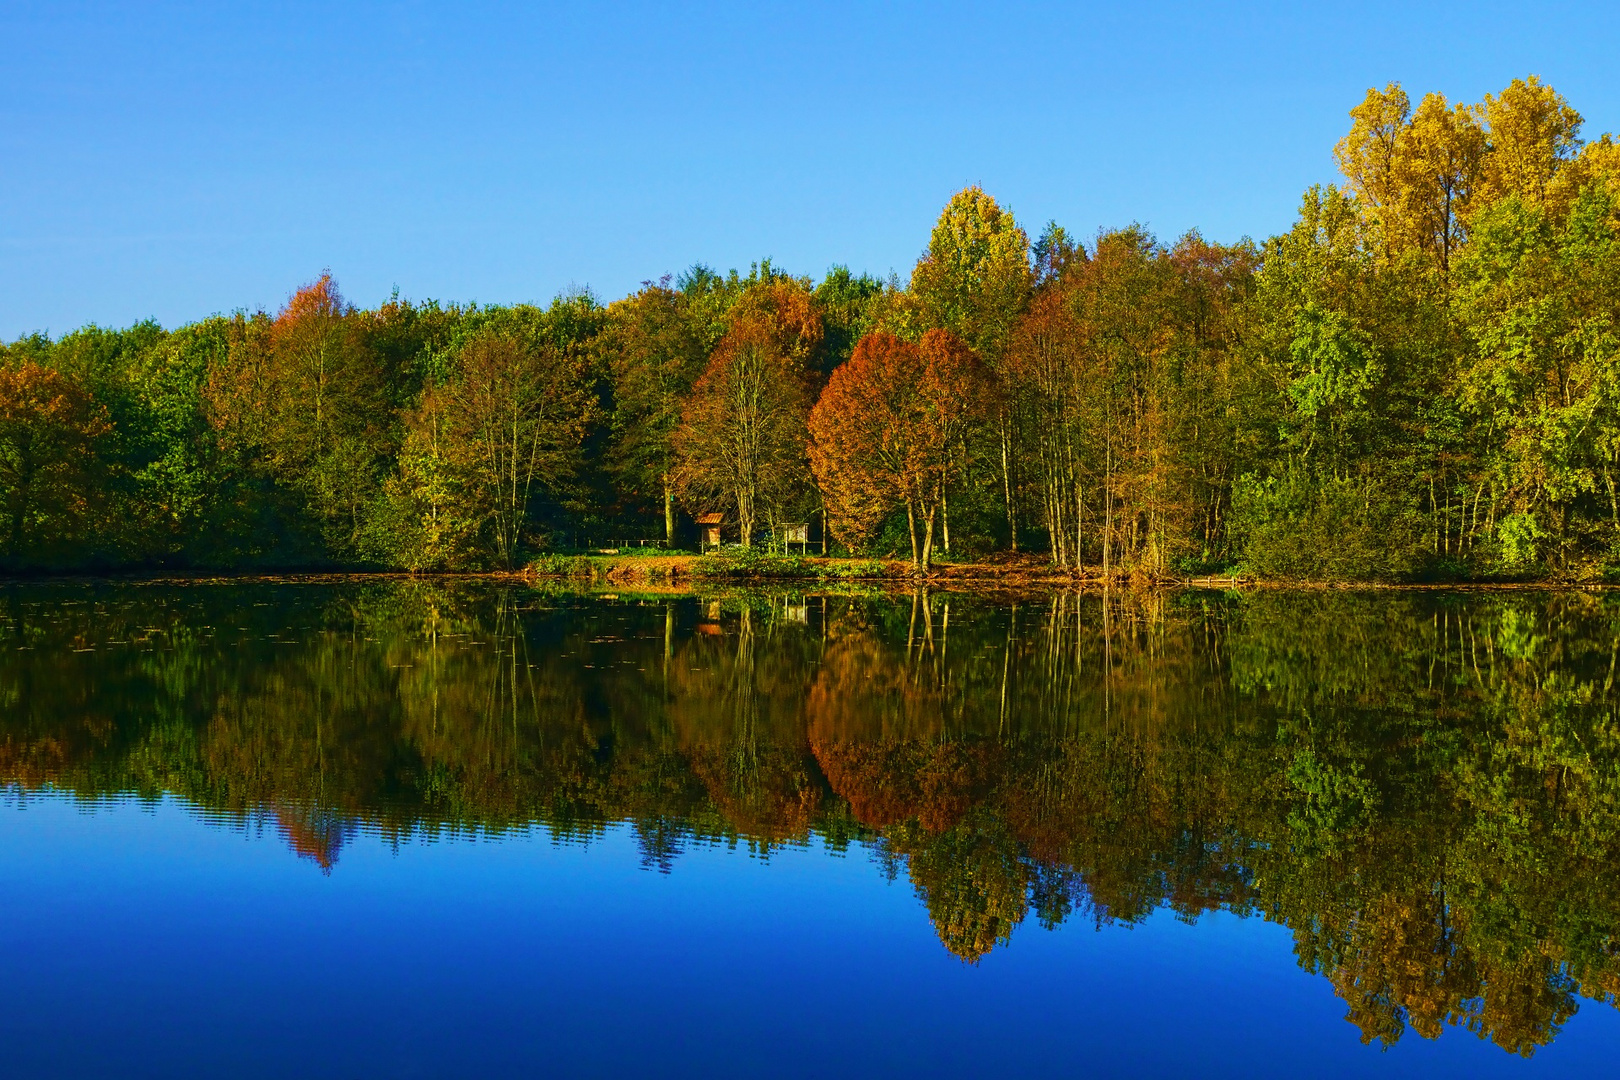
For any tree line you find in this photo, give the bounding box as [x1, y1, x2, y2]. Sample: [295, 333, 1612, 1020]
[7, 75, 1620, 579]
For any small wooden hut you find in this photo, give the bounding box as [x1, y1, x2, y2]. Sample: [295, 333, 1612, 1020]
[696, 513, 724, 551]
[780, 522, 810, 554]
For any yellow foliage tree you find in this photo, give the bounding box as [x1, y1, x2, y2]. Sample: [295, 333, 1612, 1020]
[1336, 83, 1485, 272]
[1337, 77, 1596, 272]
[1477, 75, 1585, 214]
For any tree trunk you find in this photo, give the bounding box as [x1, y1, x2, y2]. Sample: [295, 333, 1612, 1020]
[906, 497, 920, 568]
[1075, 478, 1084, 578]
[1000, 414, 1017, 552]
[737, 485, 754, 549]
[663, 474, 675, 546]
[1102, 440, 1113, 581]
[921, 503, 936, 571]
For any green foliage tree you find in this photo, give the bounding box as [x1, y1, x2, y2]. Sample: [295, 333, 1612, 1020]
[413, 329, 593, 568]
[601, 280, 719, 543]
[1454, 182, 1620, 571]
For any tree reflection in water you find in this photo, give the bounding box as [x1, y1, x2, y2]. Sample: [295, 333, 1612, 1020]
[3, 581, 1619, 1056]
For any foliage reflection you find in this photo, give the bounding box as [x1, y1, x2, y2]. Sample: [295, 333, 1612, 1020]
[3, 582, 1619, 1055]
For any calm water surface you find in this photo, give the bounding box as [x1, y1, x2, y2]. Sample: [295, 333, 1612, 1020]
[3, 581, 1619, 1077]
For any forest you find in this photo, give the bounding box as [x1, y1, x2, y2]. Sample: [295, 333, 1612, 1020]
[7, 76, 1620, 580]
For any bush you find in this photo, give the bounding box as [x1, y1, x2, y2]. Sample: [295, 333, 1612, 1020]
[526, 553, 601, 579]
[691, 549, 814, 579]
[1231, 469, 1426, 581]
[822, 559, 895, 579]
[690, 550, 902, 581]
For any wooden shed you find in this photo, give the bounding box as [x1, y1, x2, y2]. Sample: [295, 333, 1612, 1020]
[780, 522, 810, 554]
[696, 513, 724, 551]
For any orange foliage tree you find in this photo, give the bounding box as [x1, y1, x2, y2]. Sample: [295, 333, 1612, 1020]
[0, 362, 111, 563]
[808, 330, 987, 567]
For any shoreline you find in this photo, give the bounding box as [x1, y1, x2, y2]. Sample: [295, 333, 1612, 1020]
[0, 554, 1612, 592]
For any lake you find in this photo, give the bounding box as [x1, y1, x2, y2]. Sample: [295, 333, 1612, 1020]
[2, 580, 1619, 1077]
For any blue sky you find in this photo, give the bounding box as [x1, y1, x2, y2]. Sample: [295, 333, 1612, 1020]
[4, 1, 1618, 337]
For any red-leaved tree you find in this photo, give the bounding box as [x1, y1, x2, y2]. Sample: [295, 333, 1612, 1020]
[808, 330, 987, 568]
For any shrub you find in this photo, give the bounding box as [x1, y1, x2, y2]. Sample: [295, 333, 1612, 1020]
[1230, 469, 1426, 581]
[690, 550, 902, 580]
[691, 549, 813, 579]
[527, 553, 601, 579]
[822, 559, 895, 579]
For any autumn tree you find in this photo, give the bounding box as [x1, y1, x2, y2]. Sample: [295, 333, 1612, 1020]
[808, 330, 987, 568]
[916, 328, 991, 557]
[1008, 283, 1093, 569]
[908, 187, 1032, 547]
[909, 186, 1033, 361]
[0, 362, 111, 564]
[1336, 83, 1485, 273]
[1477, 76, 1585, 216]
[673, 281, 822, 548]
[266, 274, 397, 550]
[809, 333, 927, 558]
[1335, 77, 1584, 274]
[201, 274, 402, 559]
[1007, 227, 1254, 575]
[725, 276, 825, 372]
[600, 279, 710, 543]
[1059, 227, 1182, 576]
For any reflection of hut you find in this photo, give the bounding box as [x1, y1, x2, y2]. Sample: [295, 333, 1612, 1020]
[781, 522, 809, 554]
[697, 598, 723, 635]
[696, 513, 724, 551]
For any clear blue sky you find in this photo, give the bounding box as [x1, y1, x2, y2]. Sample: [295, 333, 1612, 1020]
[4, 1, 1618, 338]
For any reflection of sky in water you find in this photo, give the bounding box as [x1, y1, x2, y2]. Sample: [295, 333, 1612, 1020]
[7, 583, 1620, 1072]
[3, 793, 1615, 1078]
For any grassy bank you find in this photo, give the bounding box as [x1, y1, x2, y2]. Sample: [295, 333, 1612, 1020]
[525, 550, 914, 585]
[522, 549, 1241, 587]
[522, 549, 1620, 590]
